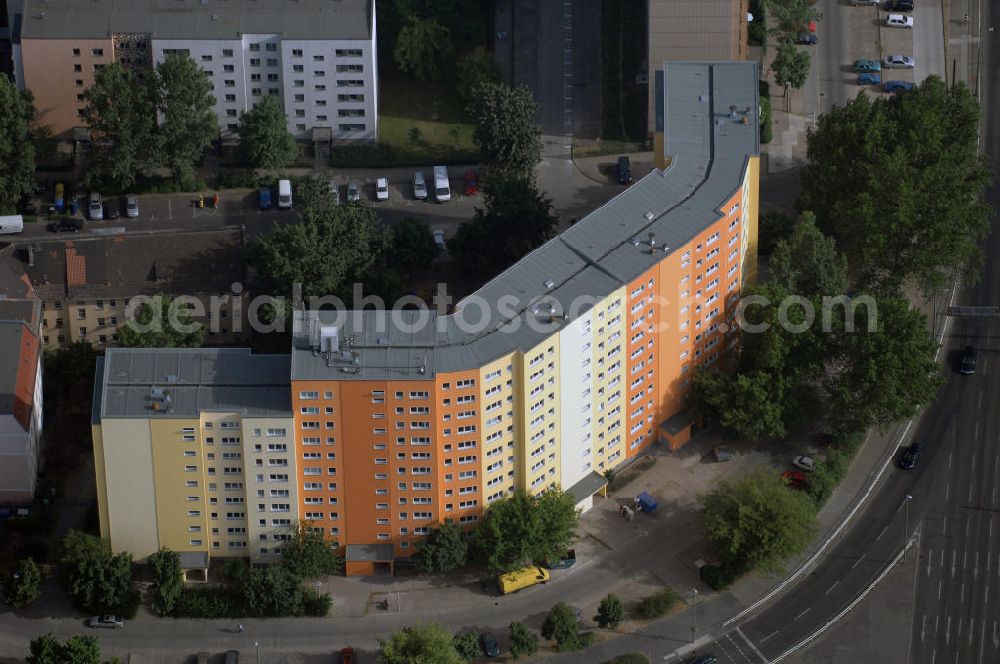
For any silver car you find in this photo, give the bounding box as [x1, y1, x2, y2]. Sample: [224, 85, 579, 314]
[347, 180, 361, 203]
[125, 195, 139, 218]
[328, 180, 341, 205]
[412, 171, 428, 200]
[883, 54, 915, 69]
[89, 615, 124, 629]
[88, 192, 103, 220]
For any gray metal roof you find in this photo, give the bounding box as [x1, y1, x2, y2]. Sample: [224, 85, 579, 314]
[345, 543, 394, 562]
[21, 0, 373, 41]
[96, 348, 291, 419]
[567, 471, 608, 504]
[292, 61, 759, 381]
[0, 321, 28, 419]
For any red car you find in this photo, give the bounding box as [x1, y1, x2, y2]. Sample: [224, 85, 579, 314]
[781, 470, 808, 489]
[340, 647, 355, 664]
[463, 170, 479, 196]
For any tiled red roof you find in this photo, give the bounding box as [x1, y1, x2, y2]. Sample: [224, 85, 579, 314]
[65, 243, 87, 287]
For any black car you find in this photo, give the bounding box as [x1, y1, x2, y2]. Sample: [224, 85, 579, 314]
[617, 156, 632, 184]
[794, 32, 818, 45]
[104, 200, 120, 219]
[899, 442, 924, 470]
[480, 632, 500, 657]
[960, 345, 978, 375]
[884, 0, 914, 10]
[46, 219, 83, 233]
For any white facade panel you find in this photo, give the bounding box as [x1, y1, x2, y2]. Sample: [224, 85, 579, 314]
[558, 310, 594, 491]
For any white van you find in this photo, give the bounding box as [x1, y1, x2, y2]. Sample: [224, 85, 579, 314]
[433, 166, 451, 202]
[277, 179, 293, 209]
[0, 215, 24, 235]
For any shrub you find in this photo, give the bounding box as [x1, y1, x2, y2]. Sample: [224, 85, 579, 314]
[214, 168, 261, 189]
[596, 593, 625, 629]
[759, 95, 773, 144]
[635, 588, 681, 619]
[509, 622, 539, 659]
[605, 655, 651, 664]
[303, 590, 332, 617]
[700, 564, 738, 591]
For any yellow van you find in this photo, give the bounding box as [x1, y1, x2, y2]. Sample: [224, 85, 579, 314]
[498, 566, 550, 595]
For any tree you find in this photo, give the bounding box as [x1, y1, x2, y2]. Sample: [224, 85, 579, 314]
[700, 469, 818, 575]
[596, 593, 624, 629]
[768, 0, 821, 35]
[59, 529, 135, 614]
[448, 174, 558, 279]
[156, 52, 218, 184]
[452, 631, 482, 662]
[231, 562, 308, 617]
[541, 602, 582, 650]
[378, 623, 464, 664]
[82, 63, 159, 191]
[467, 82, 543, 179]
[772, 40, 811, 90]
[148, 548, 182, 617]
[769, 211, 848, 296]
[0, 76, 37, 213]
[417, 521, 469, 573]
[4, 557, 42, 608]
[280, 522, 343, 579]
[800, 76, 991, 293]
[391, 218, 441, 278]
[248, 199, 389, 302]
[692, 368, 791, 441]
[825, 295, 942, 432]
[393, 17, 452, 81]
[758, 210, 796, 256]
[508, 622, 539, 659]
[474, 490, 578, 573]
[117, 294, 205, 348]
[237, 96, 297, 171]
[27, 634, 102, 664]
[456, 47, 503, 103]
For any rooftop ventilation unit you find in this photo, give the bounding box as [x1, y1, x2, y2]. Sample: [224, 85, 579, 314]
[319, 326, 339, 353]
[543, 279, 555, 289]
[644, 211, 655, 220]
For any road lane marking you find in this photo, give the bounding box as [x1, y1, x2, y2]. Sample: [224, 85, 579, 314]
[949, 452, 954, 469]
[935, 614, 939, 636]
[794, 607, 812, 621]
[964, 550, 968, 570]
[970, 480, 975, 503]
[734, 627, 769, 664]
[944, 514, 948, 536]
[953, 550, 958, 577]
[981, 619, 987, 662]
[975, 420, 980, 439]
[985, 585, 990, 607]
[969, 618, 975, 647]
[927, 548, 933, 578]
[979, 391, 984, 411]
[939, 580, 943, 600]
[947, 615, 952, 645]
[876, 525, 888, 541]
[946, 483, 950, 502]
[760, 630, 779, 643]
[922, 614, 927, 642]
[991, 516, 995, 539]
[967, 517, 972, 536]
[824, 580, 840, 595]
[993, 620, 998, 647]
[958, 615, 962, 639]
[940, 549, 945, 567]
[852, 556, 863, 569]
[975, 551, 980, 579]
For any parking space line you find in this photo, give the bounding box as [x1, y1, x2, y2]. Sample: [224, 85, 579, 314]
[735, 627, 769, 664]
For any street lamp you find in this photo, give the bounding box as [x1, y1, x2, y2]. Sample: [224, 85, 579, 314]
[902, 494, 913, 564]
[254, 641, 260, 664]
[690, 587, 699, 643]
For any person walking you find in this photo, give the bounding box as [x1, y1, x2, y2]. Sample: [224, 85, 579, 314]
[237, 623, 244, 634]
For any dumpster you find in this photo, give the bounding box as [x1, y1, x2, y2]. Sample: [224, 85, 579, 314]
[635, 491, 657, 513]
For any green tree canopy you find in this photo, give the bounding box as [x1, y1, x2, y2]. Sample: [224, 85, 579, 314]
[391, 217, 441, 278]
[59, 530, 134, 615]
[448, 174, 558, 279]
[82, 63, 160, 192]
[237, 96, 297, 170]
[700, 469, 818, 574]
[393, 17, 452, 80]
[769, 211, 848, 296]
[508, 622, 539, 659]
[0, 76, 38, 213]
[467, 82, 543, 179]
[155, 52, 218, 184]
[772, 40, 811, 89]
[456, 47, 503, 104]
[596, 593, 625, 629]
[378, 623, 465, 664]
[417, 521, 469, 573]
[542, 602, 584, 650]
[4, 557, 42, 609]
[280, 522, 343, 579]
[800, 76, 991, 293]
[768, 0, 821, 34]
[27, 634, 104, 664]
[148, 548, 183, 617]
[474, 489, 578, 572]
[117, 294, 205, 348]
[452, 631, 482, 662]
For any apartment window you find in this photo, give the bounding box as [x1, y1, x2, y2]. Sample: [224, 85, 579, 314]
[224, 80, 235, 88]
[265, 43, 277, 52]
[226, 109, 238, 117]
[250, 58, 261, 67]
[292, 49, 303, 57]
[313, 70, 326, 78]
[336, 49, 363, 57]
[72, 48, 81, 56]
[336, 64, 363, 73]
[201, 54, 213, 62]
[267, 73, 279, 82]
[92, 48, 104, 56]
[251, 73, 261, 82]
[75, 79, 84, 87]
[223, 48, 234, 57]
[249, 43, 261, 52]
[224, 93, 236, 102]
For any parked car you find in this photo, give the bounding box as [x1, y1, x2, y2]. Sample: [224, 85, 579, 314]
[857, 73, 882, 85]
[617, 155, 632, 184]
[125, 195, 139, 218]
[712, 445, 732, 462]
[793, 456, 816, 472]
[899, 442, 924, 469]
[849, 0, 879, 5]
[433, 165, 451, 202]
[88, 615, 124, 629]
[853, 59, 882, 73]
[884, 0, 914, 11]
[433, 229, 445, 248]
[46, 219, 82, 233]
[328, 180, 341, 205]
[88, 192, 103, 220]
[794, 32, 818, 45]
[687, 655, 718, 664]
[883, 80, 915, 92]
[258, 187, 272, 210]
[104, 199, 120, 219]
[347, 180, 361, 203]
[339, 647, 355, 664]
[885, 13, 914, 27]
[277, 179, 293, 209]
[480, 633, 501, 657]
[463, 170, 479, 196]
[375, 177, 389, 201]
[884, 54, 915, 69]
[782, 470, 809, 489]
[960, 345, 978, 375]
[412, 171, 428, 200]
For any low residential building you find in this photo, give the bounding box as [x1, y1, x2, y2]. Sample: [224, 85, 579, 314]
[0, 319, 42, 503]
[15, 0, 377, 142]
[4, 228, 247, 348]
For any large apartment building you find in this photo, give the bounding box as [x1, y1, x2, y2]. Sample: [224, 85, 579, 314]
[91, 62, 760, 575]
[2, 228, 247, 348]
[15, 0, 377, 141]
